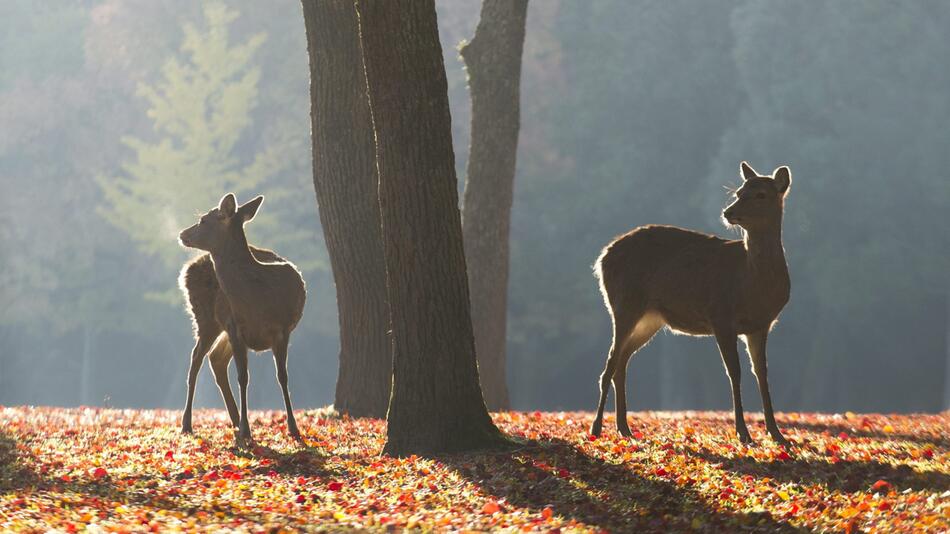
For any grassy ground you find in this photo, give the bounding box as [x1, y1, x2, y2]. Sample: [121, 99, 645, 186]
[1, 407, 947, 532]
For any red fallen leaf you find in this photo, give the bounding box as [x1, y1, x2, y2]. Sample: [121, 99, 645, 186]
[838, 431, 849, 440]
[202, 470, 219, 481]
[91, 467, 108, 479]
[328, 481, 344, 491]
[654, 468, 668, 477]
[542, 506, 554, 520]
[632, 431, 644, 440]
[295, 494, 306, 504]
[871, 480, 892, 493]
[588, 434, 598, 441]
[297, 476, 306, 485]
[776, 451, 792, 461]
[164, 450, 174, 461]
[878, 501, 891, 511]
[557, 468, 570, 478]
[922, 448, 934, 459]
[482, 501, 501, 514]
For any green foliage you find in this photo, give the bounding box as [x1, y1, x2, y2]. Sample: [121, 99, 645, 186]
[97, 2, 292, 274]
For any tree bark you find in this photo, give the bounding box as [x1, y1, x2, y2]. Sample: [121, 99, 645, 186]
[356, 0, 510, 456]
[459, 0, 529, 412]
[302, 0, 392, 418]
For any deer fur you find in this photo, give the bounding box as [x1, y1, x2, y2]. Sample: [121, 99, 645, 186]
[178, 193, 306, 441]
[590, 162, 792, 445]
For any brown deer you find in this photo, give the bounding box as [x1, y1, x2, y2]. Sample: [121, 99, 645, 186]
[590, 162, 792, 446]
[178, 193, 306, 441]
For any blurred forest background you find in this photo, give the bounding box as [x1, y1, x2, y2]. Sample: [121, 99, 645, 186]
[1, 0, 948, 414]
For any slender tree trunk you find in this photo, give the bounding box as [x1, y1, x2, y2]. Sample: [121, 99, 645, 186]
[302, 0, 392, 418]
[80, 324, 95, 405]
[459, 0, 528, 412]
[356, 0, 510, 456]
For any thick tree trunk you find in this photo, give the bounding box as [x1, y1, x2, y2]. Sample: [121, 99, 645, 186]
[356, 0, 510, 456]
[302, 0, 392, 418]
[459, 0, 528, 412]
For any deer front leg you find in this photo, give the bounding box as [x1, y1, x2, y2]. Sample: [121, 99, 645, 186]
[272, 332, 301, 440]
[229, 328, 252, 442]
[714, 327, 752, 444]
[182, 337, 212, 434]
[746, 329, 790, 447]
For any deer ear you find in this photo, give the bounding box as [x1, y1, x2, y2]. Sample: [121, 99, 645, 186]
[740, 161, 758, 181]
[773, 166, 792, 195]
[219, 193, 237, 217]
[238, 195, 264, 222]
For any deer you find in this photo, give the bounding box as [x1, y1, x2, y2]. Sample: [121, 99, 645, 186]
[590, 162, 792, 446]
[178, 193, 307, 442]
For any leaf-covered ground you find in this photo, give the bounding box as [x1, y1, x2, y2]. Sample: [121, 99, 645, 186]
[1, 408, 947, 533]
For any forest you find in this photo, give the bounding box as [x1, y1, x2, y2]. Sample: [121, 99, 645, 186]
[3, 0, 947, 414]
[1, 1, 948, 532]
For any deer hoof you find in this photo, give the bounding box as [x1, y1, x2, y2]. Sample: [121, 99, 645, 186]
[770, 433, 792, 448]
[589, 421, 603, 437]
[181, 425, 193, 435]
[738, 432, 754, 445]
[617, 425, 632, 438]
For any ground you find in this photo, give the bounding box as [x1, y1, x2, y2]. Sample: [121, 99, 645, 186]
[0, 408, 947, 533]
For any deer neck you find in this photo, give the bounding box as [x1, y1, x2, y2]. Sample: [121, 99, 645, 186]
[209, 234, 256, 291]
[743, 221, 788, 281]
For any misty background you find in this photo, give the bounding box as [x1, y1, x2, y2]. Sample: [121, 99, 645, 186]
[1, 0, 948, 414]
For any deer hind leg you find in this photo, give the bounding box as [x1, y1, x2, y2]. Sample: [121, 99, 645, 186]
[272, 331, 301, 440]
[182, 334, 214, 434]
[591, 305, 645, 437]
[208, 333, 239, 428]
[613, 312, 663, 437]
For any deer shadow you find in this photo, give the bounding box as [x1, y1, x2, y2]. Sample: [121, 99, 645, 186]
[686, 447, 950, 494]
[0, 428, 340, 523]
[442, 437, 811, 532]
[782, 419, 948, 448]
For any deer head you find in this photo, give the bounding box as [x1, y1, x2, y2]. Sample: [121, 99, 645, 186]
[722, 162, 791, 231]
[179, 193, 264, 253]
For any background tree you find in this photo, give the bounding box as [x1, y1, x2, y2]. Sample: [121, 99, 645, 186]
[459, 0, 529, 412]
[356, 0, 509, 455]
[301, 0, 391, 418]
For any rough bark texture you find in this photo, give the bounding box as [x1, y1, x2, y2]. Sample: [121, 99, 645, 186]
[302, 0, 391, 418]
[356, 0, 509, 456]
[459, 0, 529, 411]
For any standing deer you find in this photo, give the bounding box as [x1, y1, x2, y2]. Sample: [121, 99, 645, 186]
[590, 162, 792, 446]
[178, 193, 306, 441]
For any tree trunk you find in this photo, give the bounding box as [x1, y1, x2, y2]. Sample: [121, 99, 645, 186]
[356, 0, 510, 456]
[459, 0, 529, 412]
[302, 0, 392, 418]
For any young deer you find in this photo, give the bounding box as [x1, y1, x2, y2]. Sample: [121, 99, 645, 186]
[178, 193, 306, 441]
[591, 162, 792, 446]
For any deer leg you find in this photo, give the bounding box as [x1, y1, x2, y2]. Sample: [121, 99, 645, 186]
[746, 330, 790, 447]
[208, 337, 239, 428]
[714, 327, 752, 444]
[229, 329, 252, 442]
[182, 336, 212, 434]
[591, 342, 621, 437]
[613, 321, 661, 437]
[272, 333, 301, 440]
[591, 310, 641, 437]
